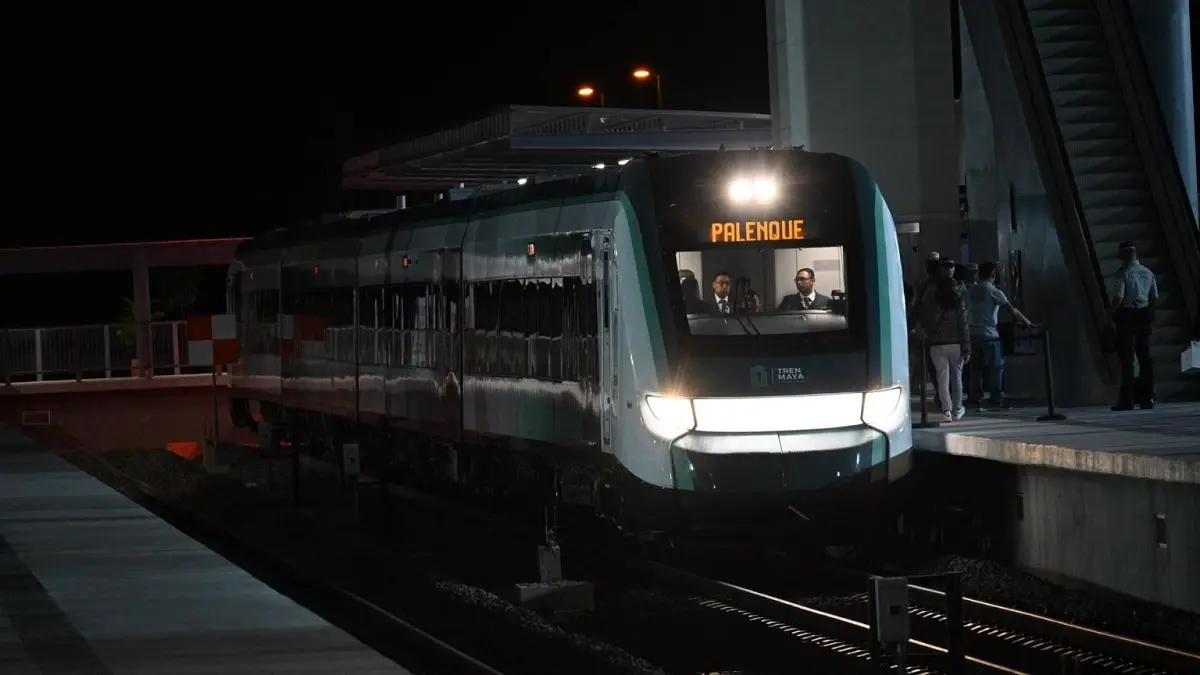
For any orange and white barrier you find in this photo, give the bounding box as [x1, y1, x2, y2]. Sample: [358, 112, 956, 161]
[186, 314, 239, 366]
[280, 314, 328, 360]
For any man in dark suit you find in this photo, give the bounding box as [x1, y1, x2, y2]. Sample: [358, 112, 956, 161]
[777, 267, 830, 310]
[710, 271, 734, 315]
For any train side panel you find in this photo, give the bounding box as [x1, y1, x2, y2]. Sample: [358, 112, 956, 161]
[280, 239, 359, 419]
[461, 198, 617, 453]
[609, 199, 676, 488]
[393, 221, 466, 438]
[234, 249, 283, 405]
[356, 229, 394, 422]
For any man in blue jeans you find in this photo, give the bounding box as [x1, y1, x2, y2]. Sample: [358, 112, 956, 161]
[968, 262, 1034, 411]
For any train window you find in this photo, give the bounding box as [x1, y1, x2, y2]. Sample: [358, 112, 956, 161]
[543, 279, 562, 339]
[357, 284, 385, 366]
[444, 280, 460, 335]
[666, 245, 851, 337]
[498, 280, 521, 336]
[522, 280, 536, 336]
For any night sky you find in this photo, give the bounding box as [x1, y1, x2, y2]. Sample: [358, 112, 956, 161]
[10, 3, 769, 246]
[5, 3, 769, 325]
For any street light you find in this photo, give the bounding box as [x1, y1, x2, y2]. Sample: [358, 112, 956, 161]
[576, 84, 604, 107]
[632, 67, 662, 109]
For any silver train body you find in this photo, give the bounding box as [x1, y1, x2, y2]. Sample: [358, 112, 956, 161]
[227, 150, 913, 533]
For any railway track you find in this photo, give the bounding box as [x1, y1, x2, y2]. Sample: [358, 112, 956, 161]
[388, 478, 1200, 675]
[891, 583, 1199, 674]
[65, 449, 509, 675]
[86, 446, 1200, 675]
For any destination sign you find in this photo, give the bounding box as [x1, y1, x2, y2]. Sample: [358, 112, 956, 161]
[710, 219, 805, 244]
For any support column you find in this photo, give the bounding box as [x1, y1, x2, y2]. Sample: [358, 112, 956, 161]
[766, 0, 961, 265]
[960, 1, 1002, 265]
[133, 253, 153, 378]
[1127, 0, 1197, 221]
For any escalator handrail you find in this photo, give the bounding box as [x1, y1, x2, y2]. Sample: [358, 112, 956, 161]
[1095, 0, 1200, 334]
[997, 0, 1115, 378]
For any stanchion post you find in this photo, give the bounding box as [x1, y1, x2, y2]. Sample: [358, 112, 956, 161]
[914, 336, 940, 428]
[1036, 327, 1067, 422]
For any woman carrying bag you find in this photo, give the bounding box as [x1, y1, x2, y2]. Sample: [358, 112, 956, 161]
[916, 269, 970, 422]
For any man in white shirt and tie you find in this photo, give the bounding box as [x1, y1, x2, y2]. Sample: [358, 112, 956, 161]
[711, 272, 733, 315]
[1109, 241, 1158, 410]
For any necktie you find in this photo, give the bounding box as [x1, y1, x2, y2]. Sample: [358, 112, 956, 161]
[802, 297, 811, 309]
[719, 299, 728, 314]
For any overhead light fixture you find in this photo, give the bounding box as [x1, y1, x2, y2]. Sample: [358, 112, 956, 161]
[517, 177, 528, 185]
[617, 158, 632, 166]
[593, 163, 606, 169]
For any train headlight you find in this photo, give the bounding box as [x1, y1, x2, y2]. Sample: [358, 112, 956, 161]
[641, 395, 696, 438]
[861, 386, 906, 431]
[728, 177, 777, 203]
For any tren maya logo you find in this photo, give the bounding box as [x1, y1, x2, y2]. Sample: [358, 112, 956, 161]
[750, 365, 805, 388]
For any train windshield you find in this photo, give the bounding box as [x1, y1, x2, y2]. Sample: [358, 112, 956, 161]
[668, 243, 850, 336]
[644, 151, 867, 356]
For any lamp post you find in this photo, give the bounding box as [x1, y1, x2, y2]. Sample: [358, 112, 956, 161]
[632, 67, 662, 109]
[576, 85, 604, 107]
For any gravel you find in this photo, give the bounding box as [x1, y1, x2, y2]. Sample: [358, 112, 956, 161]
[88, 447, 667, 675]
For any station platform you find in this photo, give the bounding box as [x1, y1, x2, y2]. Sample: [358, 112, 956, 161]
[911, 401, 1200, 484]
[0, 426, 408, 675]
[910, 401, 1200, 613]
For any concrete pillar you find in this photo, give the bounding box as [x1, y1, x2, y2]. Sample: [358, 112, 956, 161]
[1127, 0, 1197, 221]
[132, 253, 153, 378]
[766, 0, 961, 267]
[960, 0, 1003, 266]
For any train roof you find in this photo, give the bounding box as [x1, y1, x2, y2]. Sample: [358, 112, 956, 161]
[237, 148, 863, 256]
[238, 169, 627, 255]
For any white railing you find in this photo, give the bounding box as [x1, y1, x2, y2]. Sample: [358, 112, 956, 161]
[0, 321, 212, 383]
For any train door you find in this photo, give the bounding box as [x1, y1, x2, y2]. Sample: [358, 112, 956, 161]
[598, 234, 617, 454]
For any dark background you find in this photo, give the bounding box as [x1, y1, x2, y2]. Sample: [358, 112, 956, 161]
[3, 3, 770, 326]
[5, 3, 1197, 326]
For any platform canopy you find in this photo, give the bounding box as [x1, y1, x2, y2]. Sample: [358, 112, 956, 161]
[0, 238, 248, 275]
[343, 105, 774, 192]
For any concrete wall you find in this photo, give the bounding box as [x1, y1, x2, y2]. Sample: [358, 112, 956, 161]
[916, 451, 1200, 613]
[766, 0, 961, 269]
[959, 0, 1113, 405]
[1014, 465, 1200, 613]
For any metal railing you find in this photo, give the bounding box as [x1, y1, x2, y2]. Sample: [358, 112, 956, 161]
[1, 321, 213, 383]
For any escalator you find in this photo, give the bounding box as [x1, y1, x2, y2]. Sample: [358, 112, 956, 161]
[982, 0, 1200, 398]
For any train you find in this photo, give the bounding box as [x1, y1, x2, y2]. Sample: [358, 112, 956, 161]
[225, 149, 913, 539]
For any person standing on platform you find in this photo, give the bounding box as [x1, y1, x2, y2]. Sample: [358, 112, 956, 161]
[968, 262, 1033, 411]
[1108, 241, 1158, 410]
[954, 263, 980, 402]
[917, 272, 970, 422]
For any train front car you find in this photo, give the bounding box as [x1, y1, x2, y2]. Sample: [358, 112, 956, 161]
[612, 150, 912, 537]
